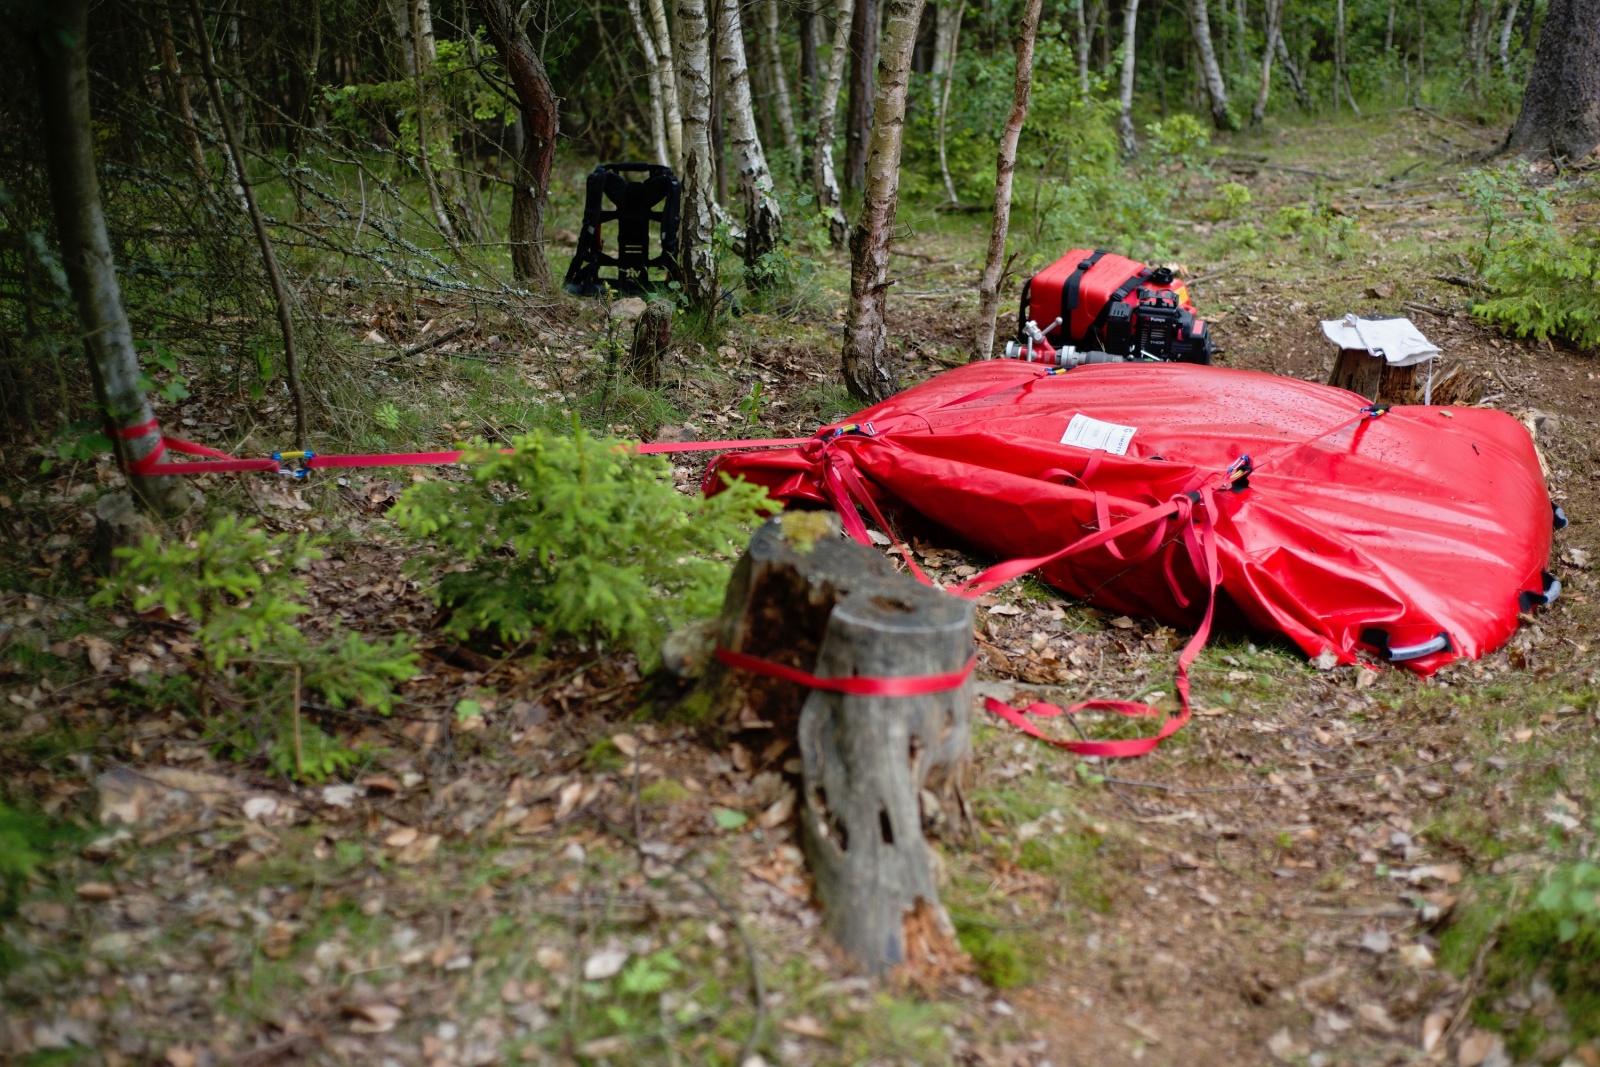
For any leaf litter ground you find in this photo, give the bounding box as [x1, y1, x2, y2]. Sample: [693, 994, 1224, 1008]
[3, 114, 1599, 1067]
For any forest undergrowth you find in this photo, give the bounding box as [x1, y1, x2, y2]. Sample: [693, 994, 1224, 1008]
[3, 108, 1600, 1067]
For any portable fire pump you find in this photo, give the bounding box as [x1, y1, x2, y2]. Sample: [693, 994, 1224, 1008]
[1005, 249, 1214, 367]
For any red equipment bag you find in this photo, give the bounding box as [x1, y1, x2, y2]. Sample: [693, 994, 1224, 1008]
[1017, 249, 1213, 363]
[707, 360, 1558, 675]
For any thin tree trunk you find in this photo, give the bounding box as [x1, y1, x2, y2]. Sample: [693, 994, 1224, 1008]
[800, 0, 821, 176]
[762, 0, 803, 167]
[647, 0, 683, 167]
[474, 0, 560, 292]
[842, 0, 927, 401]
[973, 0, 1044, 361]
[1075, 0, 1090, 97]
[1386, 0, 1396, 51]
[628, 0, 673, 165]
[157, 2, 210, 188]
[814, 0, 856, 246]
[1118, 0, 1141, 155]
[187, 0, 308, 450]
[1505, 0, 1600, 160]
[676, 0, 720, 306]
[412, 0, 459, 245]
[844, 0, 881, 190]
[1253, 0, 1282, 125]
[31, 0, 188, 512]
[936, 0, 967, 203]
[1497, 0, 1518, 75]
[718, 0, 784, 269]
[1234, 0, 1249, 83]
[1275, 22, 1312, 108]
[1189, 0, 1235, 128]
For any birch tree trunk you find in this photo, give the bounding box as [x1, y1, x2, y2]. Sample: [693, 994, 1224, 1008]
[676, 0, 720, 307]
[1253, 0, 1282, 126]
[1275, 28, 1312, 109]
[647, 0, 683, 167]
[473, 0, 560, 292]
[844, 0, 881, 190]
[762, 0, 803, 167]
[1386, 0, 1396, 52]
[31, 0, 189, 513]
[814, 0, 856, 246]
[1336, 0, 1360, 113]
[935, 0, 967, 204]
[842, 0, 926, 401]
[973, 0, 1044, 361]
[1117, 0, 1141, 155]
[718, 0, 784, 270]
[1188, 0, 1236, 128]
[628, 0, 673, 165]
[1497, 0, 1518, 75]
[388, 0, 459, 244]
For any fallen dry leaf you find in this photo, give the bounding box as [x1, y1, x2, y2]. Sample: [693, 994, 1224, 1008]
[81, 635, 114, 674]
[611, 733, 639, 757]
[165, 1045, 198, 1067]
[1457, 1030, 1499, 1067]
[75, 882, 116, 902]
[780, 1014, 830, 1039]
[579, 1036, 628, 1057]
[583, 947, 629, 980]
[344, 1001, 403, 1035]
[385, 826, 420, 848]
[1422, 1011, 1450, 1053]
[394, 833, 440, 865]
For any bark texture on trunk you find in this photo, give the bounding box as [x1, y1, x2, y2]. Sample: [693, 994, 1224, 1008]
[1117, 0, 1141, 155]
[1506, 0, 1600, 161]
[842, 0, 925, 402]
[32, 0, 187, 512]
[935, 0, 967, 204]
[474, 0, 560, 292]
[676, 0, 721, 307]
[156, 4, 211, 188]
[718, 0, 784, 269]
[187, 0, 309, 449]
[844, 0, 880, 191]
[1253, 0, 1282, 126]
[762, 0, 803, 167]
[1188, 0, 1236, 129]
[627, 0, 673, 166]
[973, 0, 1044, 361]
[1498, 0, 1520, 75]
[1275, 29, 1312, 109]
[813, 0, 856, 246]
[647, 0, 683, 167]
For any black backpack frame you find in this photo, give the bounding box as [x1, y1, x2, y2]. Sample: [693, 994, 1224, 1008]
[562, 162, 681, 296]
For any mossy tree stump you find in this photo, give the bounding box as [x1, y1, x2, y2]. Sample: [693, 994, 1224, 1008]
[700, 511, 973, 974]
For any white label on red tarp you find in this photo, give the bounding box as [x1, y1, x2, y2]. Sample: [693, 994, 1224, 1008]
[1060, 413, 1135, 455]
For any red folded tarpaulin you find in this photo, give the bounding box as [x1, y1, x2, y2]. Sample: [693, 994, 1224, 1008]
[707, 360, 1555, 674]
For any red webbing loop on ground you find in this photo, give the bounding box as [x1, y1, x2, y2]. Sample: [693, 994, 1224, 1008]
[637, 436, 815, 454]
[715, 647, 977, 696]
[979, 488, 1222, 758]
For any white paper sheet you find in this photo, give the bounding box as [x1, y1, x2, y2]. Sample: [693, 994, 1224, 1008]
[1061, 413, 1136, 455]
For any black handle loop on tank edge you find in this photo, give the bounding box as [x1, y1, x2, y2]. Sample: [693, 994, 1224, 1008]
[1361, 628, 1453, 663]
[1518, 571, 1562, 612]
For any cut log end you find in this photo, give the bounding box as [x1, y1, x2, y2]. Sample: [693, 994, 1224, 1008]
[698, 512, 975, 974]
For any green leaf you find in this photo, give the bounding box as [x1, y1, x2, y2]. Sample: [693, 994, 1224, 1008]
[455, 698, 483, 722]
[712, 808, 748, 831]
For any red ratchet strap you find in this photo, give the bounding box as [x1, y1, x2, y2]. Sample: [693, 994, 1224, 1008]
[118, 419, 277, 475]
[977, 489, 1222, 758]
[715, 647, 976, 696]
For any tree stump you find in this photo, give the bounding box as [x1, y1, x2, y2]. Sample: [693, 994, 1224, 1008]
[1329, 349, 1483, 406]
[700, 511, 973, 973]
[625, 298, 672, 387]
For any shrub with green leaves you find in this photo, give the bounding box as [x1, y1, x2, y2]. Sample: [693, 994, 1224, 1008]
[391, 428, 770, 663]
[1464, 167, 1600, 349]
[95, 515, 417, 780]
